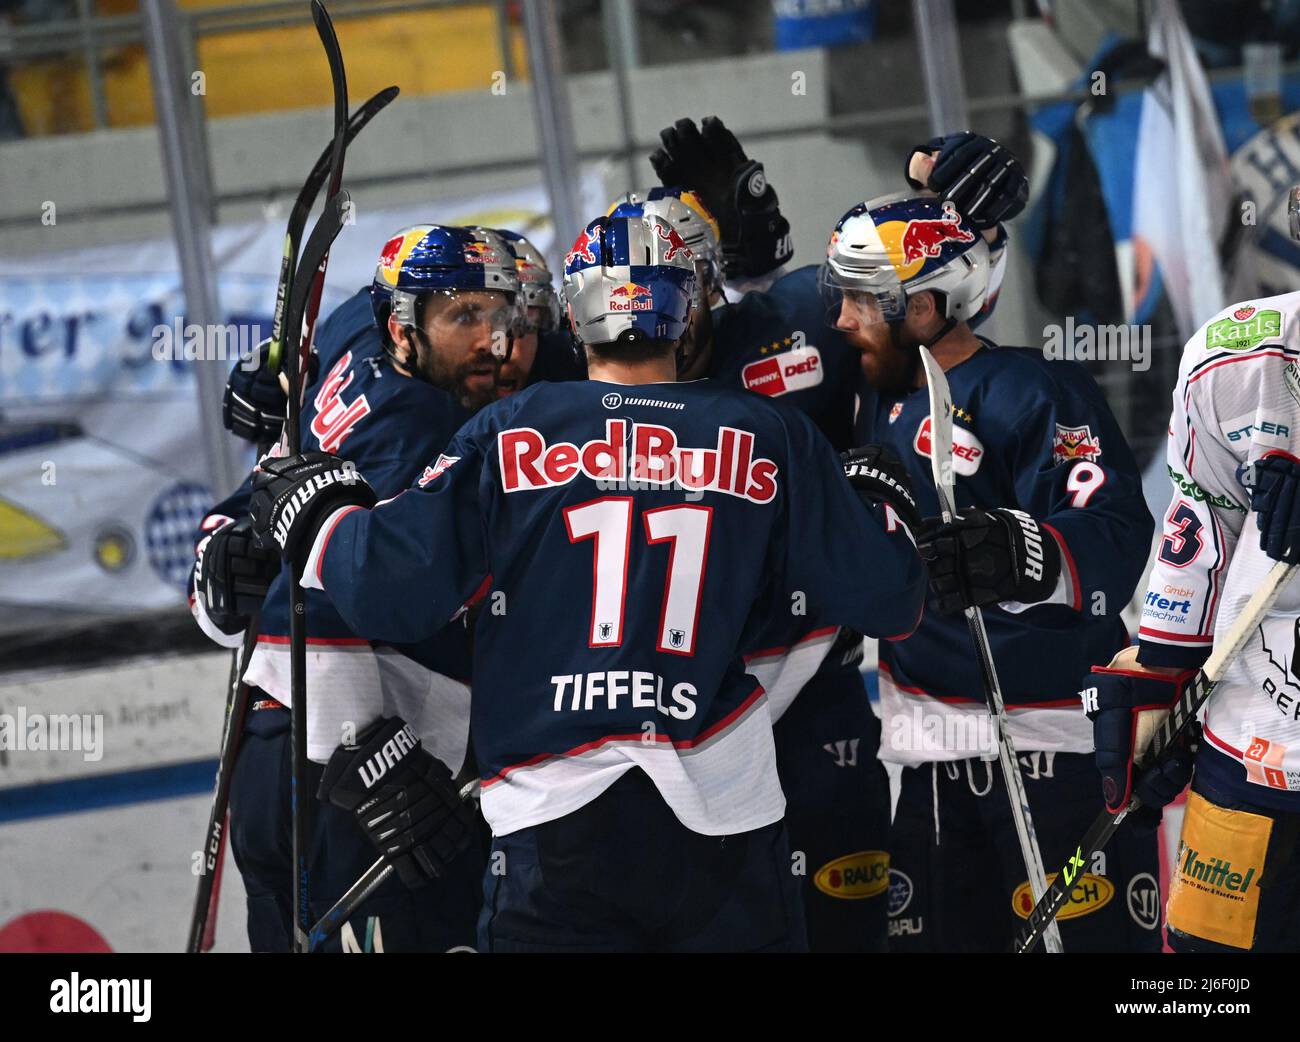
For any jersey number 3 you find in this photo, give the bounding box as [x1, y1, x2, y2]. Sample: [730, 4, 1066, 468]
[564, 497, 713, 656]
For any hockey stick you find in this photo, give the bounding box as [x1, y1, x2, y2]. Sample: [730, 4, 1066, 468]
[281, 0, 351, 953]
[265, 84, 397, 374]
[918, 345, 1064, 954]
[308, 857, 394, 951]
[185, 618, 258, 952]
[1014, 557, 1298, 953]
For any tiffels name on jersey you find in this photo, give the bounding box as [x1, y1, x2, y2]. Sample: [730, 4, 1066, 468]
[913, 416, 984, 475]
[742, 345, 824, 397]
[1205, 306, 1283, 351]
[498, 420, 779, 502]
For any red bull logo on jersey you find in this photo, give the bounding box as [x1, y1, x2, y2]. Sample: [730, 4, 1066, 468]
[899, 203, 975, 265]
[566, 226, 599, 268]
[498, 419, 779, 503]
[913, 415, 984, 476]
[655, 222, 694, 262]
[741, 346, 823, 397]
[1052, 423, 1102, 464]
[311, 351, 372, 454]
[417, 454, 461, 487]
[609, 282, 654, 312]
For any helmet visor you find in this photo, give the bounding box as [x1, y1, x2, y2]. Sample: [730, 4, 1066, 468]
[818, 261, 905, 329]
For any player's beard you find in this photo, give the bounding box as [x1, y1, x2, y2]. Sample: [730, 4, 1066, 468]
[855, 321, 921, 397]
[416, 340, 500, 412]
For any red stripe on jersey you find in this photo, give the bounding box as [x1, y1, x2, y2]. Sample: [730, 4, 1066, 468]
[1042, 522, 1081, 610]
[744, 625, 838, 662]
[1137, 626, 1213, 644]
[877, 661, 1080, 709]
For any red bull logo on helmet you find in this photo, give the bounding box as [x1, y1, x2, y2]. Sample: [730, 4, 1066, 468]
[609, 282, 653, 312]
[655, 222, 694, 262]
[463, 241, 501, 264]
[566, 226, 600, 269]
[377, 227, 432, 286]
[899, 203, 974, 265]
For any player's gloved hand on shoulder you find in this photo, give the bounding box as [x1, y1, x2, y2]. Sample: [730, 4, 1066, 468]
[1082, 646, 1199, 825]
[223, 337, 288, 446]
[905, 131, 1028, 230]
[841, 444, 920, 533]
[649, 115, 793, 279]
[918, 508, 1060, 614]
[1251, 451, 1300, 564]
[248, 451, 376, 563]
[195, 517, 279, 634]
[318, 716, 477, 888]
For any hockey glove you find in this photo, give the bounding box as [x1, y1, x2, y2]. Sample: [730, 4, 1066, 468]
[1251, 451, 1300, 564]
[318, 716, 477, 889]
[904, 131, 1029, 230]
[195, 517, 278, 635]
[918, 508, 1060, 614]
[649, 115, 793, 279]
[223, 338, 288, 446]
[841, 444, 920, 534]
[248, 451, 376, 564]
[1082, 646, 1199, 822]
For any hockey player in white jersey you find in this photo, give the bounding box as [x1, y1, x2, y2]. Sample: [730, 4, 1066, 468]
[1086, 286, 1300, 951]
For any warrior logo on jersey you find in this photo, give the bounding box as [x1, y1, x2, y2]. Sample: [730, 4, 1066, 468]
[1052, 423, 1102, 464]
[741, 345, 823, 397]
[913, 416, 984, 475]
[417, 454, 462, 487]
[311, 352, 372, 454]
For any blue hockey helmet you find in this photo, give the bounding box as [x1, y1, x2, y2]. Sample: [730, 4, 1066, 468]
[562, 212, 697, 348]
[481, 227, 560, 332]
[608, 187, 722, 307]
[820, 193, 990, 327]
[370, 224, 522, 336]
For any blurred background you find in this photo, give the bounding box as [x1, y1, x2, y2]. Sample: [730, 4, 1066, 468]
[0, 0, 1297, 951]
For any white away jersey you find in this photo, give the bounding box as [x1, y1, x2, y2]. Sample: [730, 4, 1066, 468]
[1140, 291, 1300, 806]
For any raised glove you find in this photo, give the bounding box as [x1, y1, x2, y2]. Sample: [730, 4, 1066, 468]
[1251, 450, 1300, 564]
[248, 451, 376, 563]
[841, 444, 920, 533]
[905, 131, 1028, 230]
[223, 338, 287, 447]
[1082, 646, 1199, 820]
[649, 115, 793, 279]
[918, 507, 1060, 614]
[318, 716, 477, 888]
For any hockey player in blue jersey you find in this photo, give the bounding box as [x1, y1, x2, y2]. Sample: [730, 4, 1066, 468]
[193, 224, 531, 951]
[245, 208, 928, 953]
[641, 120, 1028, 950]
[820, 193, 1159, 952]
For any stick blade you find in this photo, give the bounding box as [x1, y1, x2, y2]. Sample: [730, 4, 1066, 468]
[918, 346, 957, 518]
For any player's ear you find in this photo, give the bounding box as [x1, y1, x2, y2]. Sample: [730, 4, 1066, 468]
[388, 314, 409, 351]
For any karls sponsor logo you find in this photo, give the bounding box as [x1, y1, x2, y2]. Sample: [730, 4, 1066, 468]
[550, 670, 697, 720]
[1052, 423, 1102, 464]
[913, 415, 984, 475]
[417, 454, 461, 487]
[1176, 845, 1257, 897]
[813, 851, 890, 900]
[356, 723, 418, 789]
[1204, 307, 1283, 351]
[741, 345, 824, 397]
[1012, 872, 1114, 920]
[608, 282, 654, 312]
[497, 420, 779, 503]
[49, 973, 150, 1022]
[312, 351, 372, 454]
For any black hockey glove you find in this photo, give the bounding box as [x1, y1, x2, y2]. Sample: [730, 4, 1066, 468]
[841, 445, 920, 533]
[195, 517, 278, 634]
[248, 451, 376, 563]
[1082, 647, 1199, 824]
[1251, 451, 1300, 564]
[223, 338, 288, 446]
[649, 115, 793, 279]
[318, 716, 477, 889]
[904, 131, 1029, 230]
[918, 508, 1060, 614]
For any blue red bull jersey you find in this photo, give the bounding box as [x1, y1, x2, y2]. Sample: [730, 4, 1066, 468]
[853, 342, 1153, 763]
[303, 378, 926, 835]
